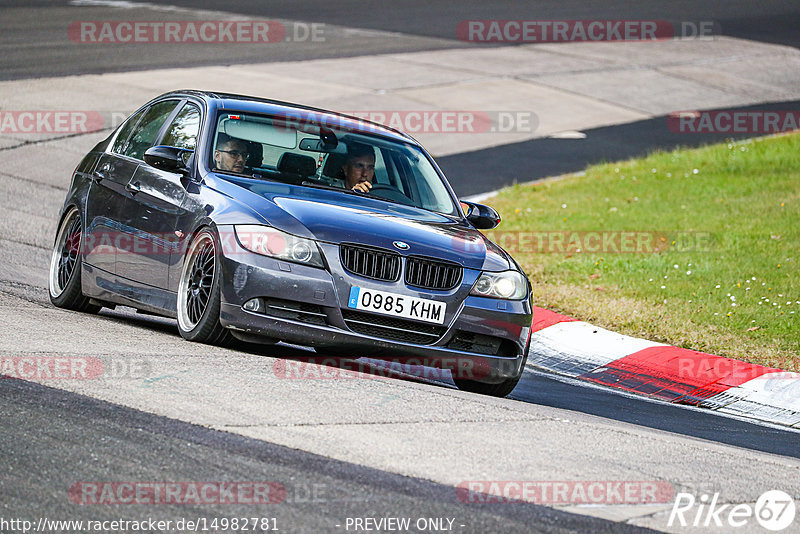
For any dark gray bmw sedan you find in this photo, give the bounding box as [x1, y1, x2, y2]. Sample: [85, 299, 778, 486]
[49, 90, 533, 397]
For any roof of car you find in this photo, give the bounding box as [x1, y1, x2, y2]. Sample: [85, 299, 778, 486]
[160, 89, 417, 144]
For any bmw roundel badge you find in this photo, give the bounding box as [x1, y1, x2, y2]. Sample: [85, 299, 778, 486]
[393, 241, 410, 250]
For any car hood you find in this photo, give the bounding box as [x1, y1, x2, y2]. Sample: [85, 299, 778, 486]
[215, 177, 511, 271]
[273, 196, 510, 271]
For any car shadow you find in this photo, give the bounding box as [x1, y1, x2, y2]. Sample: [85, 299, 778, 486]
[97, 305, 457, 387]
[77, 304, 800, 459]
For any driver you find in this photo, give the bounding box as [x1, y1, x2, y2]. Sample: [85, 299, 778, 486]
[213, 134, 250, 173]
[339, 143, 375, 193]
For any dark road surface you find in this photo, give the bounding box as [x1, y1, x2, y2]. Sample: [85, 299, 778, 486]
[0, 377, 654, 534]
[1, 1, 798, 80]
[2, 3, 798, 531]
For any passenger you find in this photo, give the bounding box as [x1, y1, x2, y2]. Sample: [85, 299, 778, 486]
[339, 143, 375, 193]
[213, 134, 250, 173]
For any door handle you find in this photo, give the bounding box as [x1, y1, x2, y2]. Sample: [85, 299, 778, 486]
[92, 163, 110, 183]
[126, 181, 141, 194]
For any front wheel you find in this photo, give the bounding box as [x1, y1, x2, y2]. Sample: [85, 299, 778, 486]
[177, 228, 231, 345]
[49, 207, 101, 313]
[453, 375, 522, 398]
[453, 352, 527, 398]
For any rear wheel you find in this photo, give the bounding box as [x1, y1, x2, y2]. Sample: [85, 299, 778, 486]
[49, 207, 101, 313]
[177, 229, 231, 345]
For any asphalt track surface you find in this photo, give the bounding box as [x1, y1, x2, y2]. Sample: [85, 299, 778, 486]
[2, 3, 800, 533]
[441, 99, 800, 196]
[2, 0, 799, 80]
[3, 1, 799, 194]
[1, 292, 798, 532]
[1, 378, 650, 534]
[163, 0, 800, 49]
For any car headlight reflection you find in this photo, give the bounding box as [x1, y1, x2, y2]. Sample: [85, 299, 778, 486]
[234, 225, 324, 268]
[470, 270, 527, 300]
[291, 242, 313, 263]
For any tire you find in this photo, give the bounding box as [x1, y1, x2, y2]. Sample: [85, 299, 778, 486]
[453, 375, 522, 398]
[453, 352, 528, 398]
[48, 207, 101, 313]
[176, 228, 232, 345]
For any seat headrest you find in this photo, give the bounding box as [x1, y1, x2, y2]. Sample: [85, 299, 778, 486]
[277, 153, 316, 177]
[247, 141, 263, 167]
[321, 152, 348, 179]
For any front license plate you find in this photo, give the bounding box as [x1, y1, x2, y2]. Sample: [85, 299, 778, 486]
[347, 287, 446, 324]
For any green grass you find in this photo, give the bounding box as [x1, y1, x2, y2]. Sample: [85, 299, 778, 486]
[485, 132, 800, 371]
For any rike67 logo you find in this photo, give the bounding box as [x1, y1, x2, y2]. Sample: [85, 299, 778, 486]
[669, 490, 796, 531]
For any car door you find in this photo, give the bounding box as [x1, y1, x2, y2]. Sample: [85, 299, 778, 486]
[117, 101, 201, 289]
[84, 107, 146, 275]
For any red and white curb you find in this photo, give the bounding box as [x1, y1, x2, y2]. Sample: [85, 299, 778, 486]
[528, 307, 800, 428]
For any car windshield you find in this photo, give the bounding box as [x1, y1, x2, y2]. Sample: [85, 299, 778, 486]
[210, 112, 459, 216]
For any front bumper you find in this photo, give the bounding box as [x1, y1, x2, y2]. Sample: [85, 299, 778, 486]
[217, 236, 532, 384]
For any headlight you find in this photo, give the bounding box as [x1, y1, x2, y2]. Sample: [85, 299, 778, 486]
[234, 225, 324, 268]
[470, 270, 527, 300]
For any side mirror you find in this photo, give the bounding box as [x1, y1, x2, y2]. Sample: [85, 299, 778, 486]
[144, 145, 191, 174]
[461, 201, 501, 230]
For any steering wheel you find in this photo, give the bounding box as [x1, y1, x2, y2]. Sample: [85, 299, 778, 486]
[366, 183, 414, 205]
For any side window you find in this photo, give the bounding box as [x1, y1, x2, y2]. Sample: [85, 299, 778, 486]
[122, 100, 179, 160]
[111, 108, 146, 155]
[161, 103, 201, 150]
[373, 149, 388, 185]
